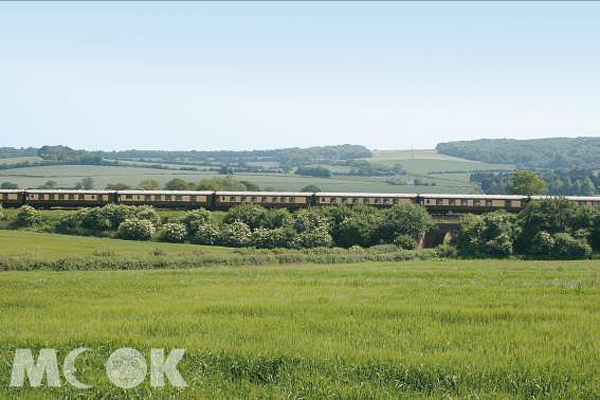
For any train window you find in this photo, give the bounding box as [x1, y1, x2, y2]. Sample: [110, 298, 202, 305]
[352, 198, 359, 204]
[58, 194, 64, 200]
[393, 198, 399, 204]
[505, 200, 511, 207]
[288, 197, 294, 203]
[436, 199, 443, 205]
[261, 197, 267, 202]
[49, 194, 55, 200]
[448, 199, 455, 206]
[382, 198, 389, 204]
[165, 195, 172, 201]
[461, 199, 468, 206]
[79, 194, 85, 200]
[341, 197, 347, 203]
[250, 196, 256, 201]
[145, 195, 151, 201]
[473, 199, 480, 206]
[486, 200, 493, 206]
[175, 195, 182, 201]
[374, 198, 380, 204]
[229, 196, 235, 202]
[126, 194, 132, 200]
[241, 196, 247, 201]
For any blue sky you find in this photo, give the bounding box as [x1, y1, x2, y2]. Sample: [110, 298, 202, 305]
[1, 2, 599, 151]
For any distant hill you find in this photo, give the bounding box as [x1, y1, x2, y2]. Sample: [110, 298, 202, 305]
[436, 137, 600, 169]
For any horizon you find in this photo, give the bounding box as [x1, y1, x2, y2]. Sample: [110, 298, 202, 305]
[2, 2, 600, 151]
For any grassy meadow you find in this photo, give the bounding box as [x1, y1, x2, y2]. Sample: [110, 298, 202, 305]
[0, 259, 599, 398]
[0, 230, 234, 260]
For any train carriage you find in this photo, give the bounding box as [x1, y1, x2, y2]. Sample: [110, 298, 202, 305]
[316, 192, 418, 207]
[25, 190, 114, 208]
[544, 196, 600, 208]
[0, 189, 24, 208]
[421, 194, 527, 213]
[214, 191, 311, 210]
[116, 190, 213, 209]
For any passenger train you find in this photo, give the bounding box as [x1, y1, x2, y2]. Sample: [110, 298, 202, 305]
[1, 189, 599, 213]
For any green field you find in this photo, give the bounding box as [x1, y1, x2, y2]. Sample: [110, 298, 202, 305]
[0, 149, 516, 193]
[0, 230, 233, 260]
[0, 156, 43, 165]
[0, 258, 598, 398]
[0, 164, 478, 193]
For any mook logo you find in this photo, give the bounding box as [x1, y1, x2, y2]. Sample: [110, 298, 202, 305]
[9, 348, 187, 389]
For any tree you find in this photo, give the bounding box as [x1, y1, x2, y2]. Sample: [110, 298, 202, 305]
[373, 203, 433, 244]
[75, 177, 95, 190]
[105, 183, 132, 190]
[301, 185, 322, 193]
[164, 178, 190, 190]
[137, 180, 161, 190]
[1, 182, 18, 189]
[454, 211, 519, 257]
[506, 170, 547, 195]
[38, 180, 58, 189]
[295, 166, 332, 178]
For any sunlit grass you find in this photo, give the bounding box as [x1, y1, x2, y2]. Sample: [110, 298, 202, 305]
[0, 260, 599, 398]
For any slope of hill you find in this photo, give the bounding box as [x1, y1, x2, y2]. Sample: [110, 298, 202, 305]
[436, 137, 600, 169]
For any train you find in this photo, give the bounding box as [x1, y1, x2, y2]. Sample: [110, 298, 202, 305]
[2, 189, 600, 214]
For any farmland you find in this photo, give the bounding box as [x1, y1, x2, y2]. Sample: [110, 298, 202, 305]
[0, 230, 234, 260]
[0, 258, 598, 398]
[0, 149, 514, 193]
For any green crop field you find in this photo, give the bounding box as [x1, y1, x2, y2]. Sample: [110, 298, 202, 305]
[0, 164, 478, 193]
[367, 149, 514, 174]
[0, 258, 598, 398]
[0, 230, 233, 260]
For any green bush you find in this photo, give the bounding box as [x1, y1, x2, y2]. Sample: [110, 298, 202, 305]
[394, 234, 418, 250]
[454, 212, 519, 257]
[192, 223, 221, 245]
[435, 243, 458, 258]
[159, 223, 187, 243]
[134, 205, 160, 225]
[117, 218, 156, 241]
[223, 204, 268, 230]
[251, 227, 295, 249]
[263, 208, 291, 229]
[180, 208, 211, 235]
[220, 221, 252, 247]
[530, 231, 591, 259]
[516, 199, 582, 252]
[373, 203, 432, 244]
[293, 226, 333, 248]
[14, 205, 41, 227]
[292, 209, 329, 233]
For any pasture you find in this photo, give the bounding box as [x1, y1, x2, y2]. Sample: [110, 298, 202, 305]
[0, 230, 233, 260]
[0, 164, 480, 193]
[0, 259, 598, 398]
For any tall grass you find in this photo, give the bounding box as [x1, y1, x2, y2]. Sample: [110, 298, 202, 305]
[0, 260, 599, 398]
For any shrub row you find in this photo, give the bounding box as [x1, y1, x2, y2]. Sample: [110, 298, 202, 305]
[0, 247, 439, 271]
[8, 203, 433, 250]
[452, 199, 600, 259]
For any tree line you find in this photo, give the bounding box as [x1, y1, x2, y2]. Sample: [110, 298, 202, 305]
[472, 169, 600, 196]
[437, 137, 600, 169]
